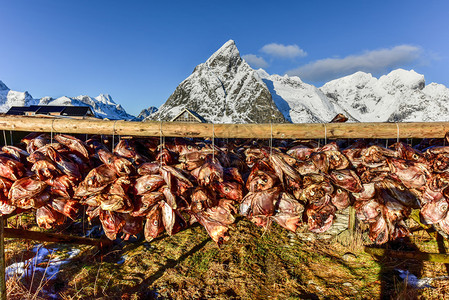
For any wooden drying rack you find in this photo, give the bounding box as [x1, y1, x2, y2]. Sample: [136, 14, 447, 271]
[0, 115, 449, 298]
[0, 116, 449, 139]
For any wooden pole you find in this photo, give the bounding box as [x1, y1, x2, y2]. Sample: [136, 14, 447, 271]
[364, 246, 449, 263]
[0, 217, 5, 300]
[348, 206, 356, 235]
[3, 228, 113, 248]
[0, 116, 449, 139]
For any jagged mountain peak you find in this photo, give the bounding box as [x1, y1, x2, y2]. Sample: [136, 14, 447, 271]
[146, 40, 286, 123]
[95, 94, 116, 104]
[0, 80, 8, 91]
[206, 40, 239, 64]
[135, 106, 158, 121]
[202, 39, 242, 74]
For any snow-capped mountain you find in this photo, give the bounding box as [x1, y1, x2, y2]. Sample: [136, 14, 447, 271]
[4, 40, 449, 124]
[257, 70, 344, 123]
[0, 80, 39, 112]
[145, 40, 449, 124]
[0, 81, 134, 120]
[135, 107, 158, 121]
[146, 40, 287, 123]
[42, 94, 134, 120]
[320, 69, 427, 122]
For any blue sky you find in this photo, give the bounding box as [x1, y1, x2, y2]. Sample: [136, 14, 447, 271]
[1, 0, 448, 116]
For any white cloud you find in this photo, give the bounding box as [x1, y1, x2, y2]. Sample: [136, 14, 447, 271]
[261, 43, 307, 59]
[286, 45, 422, 82]
[242, 54, 269, 68]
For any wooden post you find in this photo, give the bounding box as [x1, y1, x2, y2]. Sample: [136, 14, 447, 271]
[0, 216, 5, 300]
[3, 228, 113, 248]
[348, 206, 356, 235]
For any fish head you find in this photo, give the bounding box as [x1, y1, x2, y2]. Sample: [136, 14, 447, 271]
[329, 170, 363, 193]
[214, 181, 243, 202]
[325, 150, 350, 170]
[310, 152, 329, 173]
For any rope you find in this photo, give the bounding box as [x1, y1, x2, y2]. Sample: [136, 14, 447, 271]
[270, 122, 273, 156]
[324, 124, 327, 145]
[51, 119, 56, 143]
[9, 130, 12, 145]
[212, 123, 215, 161]
[395, 122, 400, 143]
[2, 131, 7, 146]
[112, 120, 118, 152]
[159, 121, 164, 164]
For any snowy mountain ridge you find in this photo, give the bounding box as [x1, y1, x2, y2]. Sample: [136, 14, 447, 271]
[135, 107, 158, 121]
[145, 40, 449, 124]
[0, 81, 134, 120]
[3, 40, 449, 123]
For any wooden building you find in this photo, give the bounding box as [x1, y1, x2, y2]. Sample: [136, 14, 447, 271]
[5, 105, 96, 119]
[170, 108, 206, 123]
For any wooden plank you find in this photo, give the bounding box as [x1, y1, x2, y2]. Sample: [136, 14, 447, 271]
[0, 217, 5, 300]
[364, 246, 449, 263]
[3, 228, 113, 248]
[0, 116, 449, 139]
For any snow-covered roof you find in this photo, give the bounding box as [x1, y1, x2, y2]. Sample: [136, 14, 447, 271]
[170, 108, 206, 123]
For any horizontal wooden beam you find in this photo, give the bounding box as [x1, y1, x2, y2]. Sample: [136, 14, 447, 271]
[3, 227, 113, 248]
[0, 116, 448, 139]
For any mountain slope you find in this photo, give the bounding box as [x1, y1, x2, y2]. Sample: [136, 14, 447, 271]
[256, 70, 346, 123]
[146, 40, 287, 123]
[0, 80, 39, 112]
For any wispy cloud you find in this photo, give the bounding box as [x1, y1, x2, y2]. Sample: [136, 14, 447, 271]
[286, 45, 422, 82]
[261, 43, 307, 59]
[242, 54, 269, 68]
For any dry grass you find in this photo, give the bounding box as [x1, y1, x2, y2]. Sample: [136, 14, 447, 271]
[51, 219, 384, 299]
[6, 273, 46, 300]
[4, 213, 449, 299]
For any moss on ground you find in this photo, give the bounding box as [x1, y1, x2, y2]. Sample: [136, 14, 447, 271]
[5, 215, 449, 299]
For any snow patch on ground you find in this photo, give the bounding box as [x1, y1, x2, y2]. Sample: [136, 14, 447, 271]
[6, 244, 81, 299]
